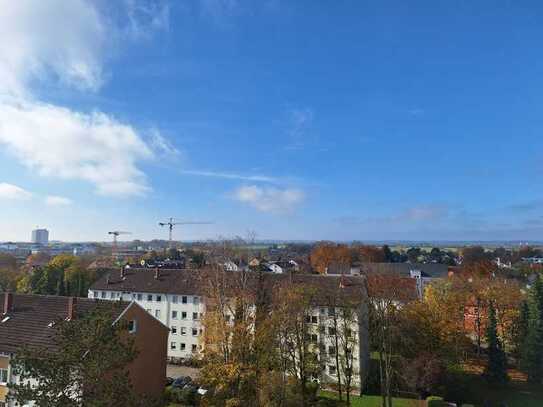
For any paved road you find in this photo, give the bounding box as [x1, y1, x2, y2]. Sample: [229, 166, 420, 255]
[167, 364, 201, 380]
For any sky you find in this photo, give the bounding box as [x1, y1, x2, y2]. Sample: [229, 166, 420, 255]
[1, 0, 543, 243]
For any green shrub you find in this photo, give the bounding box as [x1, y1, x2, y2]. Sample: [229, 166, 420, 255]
[426, 396, 445, 407]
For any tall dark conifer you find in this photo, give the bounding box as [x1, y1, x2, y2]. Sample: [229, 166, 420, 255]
[483, 301, 508, 384]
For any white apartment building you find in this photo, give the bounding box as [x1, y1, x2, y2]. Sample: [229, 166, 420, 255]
[89, 268, 370, 387]
[88, 269, 205, 361]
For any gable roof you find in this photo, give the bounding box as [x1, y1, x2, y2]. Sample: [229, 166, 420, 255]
[0, 293, 129, 354]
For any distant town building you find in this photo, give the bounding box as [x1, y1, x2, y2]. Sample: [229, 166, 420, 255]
[31, 228, 49, 245]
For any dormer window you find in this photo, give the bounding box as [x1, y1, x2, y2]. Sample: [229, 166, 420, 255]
[128, 320, 137, 334]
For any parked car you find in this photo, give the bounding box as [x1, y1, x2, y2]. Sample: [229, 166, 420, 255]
[172, 376, 192, 389]
[165, 377, 174, 386]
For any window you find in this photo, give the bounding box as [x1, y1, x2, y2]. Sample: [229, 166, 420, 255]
[311, 316, 318, 324]
[328, 327, 336, 336]
[310, 334, 318, 343]
[128, 320, 137, 334]
[181, 327, 187, 335]
[192, 312, 198, 320]
[192, 328, 198, 336]
[171, 342, 177, 350]
[155, 310, 161, 319]
[110, 292, 115, 299]
[193, 296, 200, 305]
[181, 311, 187, 319]
[0, 368, 8, 384]
[192, 344, 197, 352]
[172, 311, 178, 319]
[137, 293, 142, 301]
[172, 295, 178, 304]
[200, 313, 204, 320]
[147, 294, 153, 301]
[93, 291, 98, 298]
[328, 365, 336, 375]
[156, 295, 162, 302]
[181, 343, 186, 350]
[132, 293, 136, 300]
[171, 326, 177, 335]
[182, 296, 187, 304]
[328, 346, 336, 355]
[328, 307, 336, 317]
[101, 291, 106, 298]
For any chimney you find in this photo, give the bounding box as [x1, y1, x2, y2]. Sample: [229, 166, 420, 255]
[155, 268, 160, 280]
[120, 267, 125, 279]
[67, 297, 77, 320]
[3, 292, 13, 314]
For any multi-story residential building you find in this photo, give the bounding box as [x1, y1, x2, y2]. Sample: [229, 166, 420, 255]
[0, 293, 168, 406]
[89, 268, 370, 388]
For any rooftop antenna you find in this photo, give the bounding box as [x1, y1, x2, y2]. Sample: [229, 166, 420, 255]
[158, 218, 213, 248]
[108, 231, 132, 259]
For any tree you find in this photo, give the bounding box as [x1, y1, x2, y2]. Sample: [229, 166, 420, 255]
[9, 304, 140, 407]
[310, 243, 351, 274]
[367, 274, 413, 407]
[358, 245, 386, 263]
[521, 276, 543, 383]
[483, 302, 508, 384]
[462, 246, 490, 265]
[274, 286, 321, 407]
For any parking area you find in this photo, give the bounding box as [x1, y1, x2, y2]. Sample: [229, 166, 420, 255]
[166, 364, 201, 380]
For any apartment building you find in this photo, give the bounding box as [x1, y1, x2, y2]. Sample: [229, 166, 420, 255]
[89, 268, 370, 387]
[0, 293, 168, 406]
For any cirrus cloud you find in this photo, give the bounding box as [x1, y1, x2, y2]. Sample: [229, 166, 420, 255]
[0, 183, 32, 200]
[233, 185, 304, 213]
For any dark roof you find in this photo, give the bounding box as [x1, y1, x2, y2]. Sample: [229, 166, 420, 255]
[91, 268, 208, 296]
[359, 262, 449, 278]
[0, 293, 128, 354]
[91, 268, 368, 305]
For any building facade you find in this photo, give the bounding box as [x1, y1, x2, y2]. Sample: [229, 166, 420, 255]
[30, 229, 49, 245]
[89, 268, 370, 388]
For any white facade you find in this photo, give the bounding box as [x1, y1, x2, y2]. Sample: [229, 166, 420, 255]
[88, 289, 204, 360]
[30, 229, 49, 245]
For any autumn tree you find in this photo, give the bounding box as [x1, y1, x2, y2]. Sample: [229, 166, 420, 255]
[367, 274, 416, 407]
[358, 245, 386, 263]
[273, 285, 321, 407]
[310, 243, 351, 274]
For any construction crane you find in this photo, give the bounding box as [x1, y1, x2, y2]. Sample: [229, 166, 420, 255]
[108, 231, 131, 259]
[158, 218, 212, 248]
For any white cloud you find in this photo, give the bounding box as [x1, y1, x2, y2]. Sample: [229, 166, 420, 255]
[0, 101, 153, 197]
[233, 185, 304, 213]
[0, 183, 32, 200]
[0, 0, 106, 96]
[150, 129, 181, 157]
[0, 0, 172, 197]
[45, 195, 73, 207]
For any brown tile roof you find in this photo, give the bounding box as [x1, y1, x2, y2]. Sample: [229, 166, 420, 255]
[90, 268, 368, 305]
[0, 293, 128, 354]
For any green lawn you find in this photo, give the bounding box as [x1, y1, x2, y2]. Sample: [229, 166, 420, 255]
[320, 391, 422, 407]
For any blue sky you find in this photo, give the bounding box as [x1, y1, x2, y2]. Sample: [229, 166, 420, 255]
[1, 0, 543, 242]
